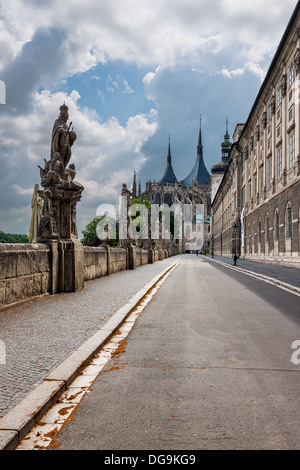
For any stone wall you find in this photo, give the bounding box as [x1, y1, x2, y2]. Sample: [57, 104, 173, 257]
[136, 248, 149, 267]
[0, 243, 178, 310]
[83, 246, 108, 280]
[0, 244, 51, 310]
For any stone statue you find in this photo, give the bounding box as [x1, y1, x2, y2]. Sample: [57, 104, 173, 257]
[36, 103, 85, 294]
[51, 102, 77, 169]
[37, 103, 83, 241]
[44, 151, 64, 188]
[119, 183, 132, 248]
[28, 184, 43, 243]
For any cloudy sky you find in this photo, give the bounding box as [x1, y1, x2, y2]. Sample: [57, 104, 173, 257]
[0, 0, 297, 237]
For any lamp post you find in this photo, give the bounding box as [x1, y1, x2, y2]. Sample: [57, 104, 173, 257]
[233, 222, 238, 266]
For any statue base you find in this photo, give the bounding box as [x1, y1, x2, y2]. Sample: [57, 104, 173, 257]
[39, 238, 84, 294]
[37, 187, 84, 294]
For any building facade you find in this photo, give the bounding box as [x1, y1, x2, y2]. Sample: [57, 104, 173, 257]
[211, 1, 300, 267]
[211, 119, 233, 202]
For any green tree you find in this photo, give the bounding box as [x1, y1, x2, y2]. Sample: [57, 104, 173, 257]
[81, 216, 118, 247]
[130, 195, 151, 240]
[0, 231, 29, 243]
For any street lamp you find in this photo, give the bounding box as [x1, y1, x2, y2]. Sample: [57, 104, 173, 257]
[232, 222, 238, 266]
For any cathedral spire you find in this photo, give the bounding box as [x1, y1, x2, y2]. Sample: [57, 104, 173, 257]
[132, 171, 137, 198]
[181, 116, 210, 188]
[221, 117, 232, 162]
[158, 135, 179, 184]
[167, 134, 171, 164]
[224, 116, 230, 142]
[197, 115, 203, 155]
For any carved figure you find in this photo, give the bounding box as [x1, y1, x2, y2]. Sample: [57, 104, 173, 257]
[51, 102, 76, 169]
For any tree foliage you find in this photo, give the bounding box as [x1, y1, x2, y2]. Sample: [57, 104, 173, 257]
[81, 216, 118, 247]
[0, 231, 29, 243]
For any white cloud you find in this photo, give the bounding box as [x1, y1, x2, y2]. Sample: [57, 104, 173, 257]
[0, 0, 297, 235]
[1, 0, 295, 76]
[12, 184, 34, 196]
[0, 86, 158, 232]
[218, 61, 266, 82]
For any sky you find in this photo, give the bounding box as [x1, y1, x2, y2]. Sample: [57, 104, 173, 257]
[0, 0, 298, 238]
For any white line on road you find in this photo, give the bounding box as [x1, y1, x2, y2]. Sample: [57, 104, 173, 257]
[208, 258, 300, 297]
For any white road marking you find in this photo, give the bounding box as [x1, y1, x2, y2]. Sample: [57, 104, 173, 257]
[210, 258, 300, 297]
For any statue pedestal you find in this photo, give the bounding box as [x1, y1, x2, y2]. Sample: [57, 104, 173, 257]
[38, 187, 84, 294]
[128, 245, 136, 270]
[148, 249, 154, 264]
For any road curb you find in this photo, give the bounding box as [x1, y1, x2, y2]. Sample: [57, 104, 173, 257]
[208, 257, 300, 297]
[0, 256, 182, 450]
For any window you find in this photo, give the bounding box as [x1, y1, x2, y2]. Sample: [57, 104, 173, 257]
[249, 182, 252, 199]
[289, 133, 295, 168]
[268, 104, 272, 122]
[266, 216, 269, 243]
[260, 168, 263, 194]
[254, 175, 257, 195]
[286, 205, 292, 238]
[268, 158, 272, 187]
[275, 210, 279, 241]
[277, 86, 282, 106]
[277, 147, 282, 178]
[289, 62, 295, 87]
[258, 220, 262, 244]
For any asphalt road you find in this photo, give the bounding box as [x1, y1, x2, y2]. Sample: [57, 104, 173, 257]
[50, 255, 300, 450]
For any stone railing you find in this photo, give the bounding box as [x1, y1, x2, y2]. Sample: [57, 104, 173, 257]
[0, 243, 51, 310]
[0, 243, 179, 311]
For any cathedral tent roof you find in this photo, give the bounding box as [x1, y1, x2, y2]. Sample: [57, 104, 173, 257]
[180, 120, 211, 188]
[158, 137, 179, 184]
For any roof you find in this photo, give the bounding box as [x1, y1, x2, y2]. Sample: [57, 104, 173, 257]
[158, 137, 179, 184]
[180, 120, 211, 188]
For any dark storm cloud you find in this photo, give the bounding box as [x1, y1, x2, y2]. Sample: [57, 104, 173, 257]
[2, 27, 67, 113]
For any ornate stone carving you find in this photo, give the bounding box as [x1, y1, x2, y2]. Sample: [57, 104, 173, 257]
[255, 125, 260, 141]
[37, 103, 84, 241]
[294, 48, 300, 75]
[271, 95, 276, 115]
[281, 74, 287, 97]
[119, 183, 132, 249]
[261, 111, 267, 130]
